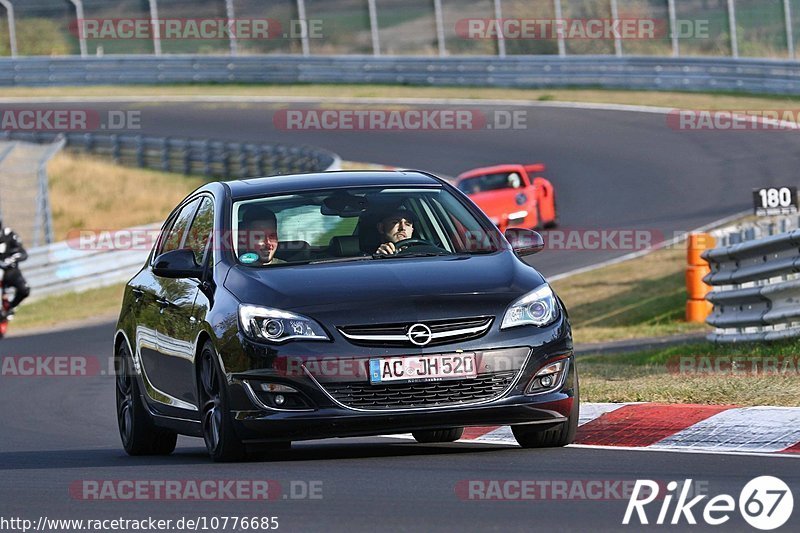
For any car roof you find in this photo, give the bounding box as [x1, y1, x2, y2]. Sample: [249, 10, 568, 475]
[223, 170, 443, 199]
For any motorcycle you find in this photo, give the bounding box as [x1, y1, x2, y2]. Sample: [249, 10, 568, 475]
[0, 265, 13, 339]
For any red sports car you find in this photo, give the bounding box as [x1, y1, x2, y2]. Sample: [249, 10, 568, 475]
[456, 163, 557, 233]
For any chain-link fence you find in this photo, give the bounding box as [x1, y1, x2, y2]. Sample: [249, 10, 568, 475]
[0, 1, 798, 60]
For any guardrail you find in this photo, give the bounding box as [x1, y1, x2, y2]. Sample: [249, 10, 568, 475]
[1, 55, 800, 95]
[704, 229, 800, 343]
[0, 130, 339, 179]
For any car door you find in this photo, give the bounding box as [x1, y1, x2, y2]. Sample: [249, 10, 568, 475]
[137, 198, 200, 415]
[156, 196, 215, 411]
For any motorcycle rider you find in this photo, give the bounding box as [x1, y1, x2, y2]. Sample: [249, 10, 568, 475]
[0, 219, 30, 318]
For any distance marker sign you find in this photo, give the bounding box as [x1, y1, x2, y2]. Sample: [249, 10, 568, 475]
[753, 186, 798, 216]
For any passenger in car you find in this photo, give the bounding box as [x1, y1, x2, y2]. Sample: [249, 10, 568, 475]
[374, 208, 416, 255]
[238, 209, 286, 265]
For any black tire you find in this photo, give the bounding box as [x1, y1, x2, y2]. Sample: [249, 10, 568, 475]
[115, 343, 177, 456]
[512, 369, 579, 448]
[198, 342, 246, 462]
[412, 427, 464, 443]
[543, 192, 558, 229]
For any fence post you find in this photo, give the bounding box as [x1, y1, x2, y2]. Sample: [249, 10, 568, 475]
[553, 0, 566, 56]
[367, 0, 381, 56]
[161, 137, 170, 172]
[0, 0, 17, 58]
[610, 0, 622, 57]
[667, 0, 679, 57]
[68, 0, 88, 57]
[727, 0, 738, 58]
[225, 0, 238, 56]
[433, 0, 446, 56]
[135, 135, 145, 167]
[296, 0, 310, 56]
[110, 134, 120, 163]
[148, 0, 162, 56]
[493, 0, 506, 57]
[784, 0, 795, 60]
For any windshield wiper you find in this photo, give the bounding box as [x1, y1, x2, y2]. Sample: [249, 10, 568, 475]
[372, 252, 454, 259]
[309, 256, 374, 265]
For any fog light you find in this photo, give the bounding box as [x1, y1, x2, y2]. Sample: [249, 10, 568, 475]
[526, 359, 567, 394]
[274, 394, 286, 406]
[260, 383, 298, 393]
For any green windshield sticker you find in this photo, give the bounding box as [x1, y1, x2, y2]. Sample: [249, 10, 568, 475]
[239, 253, 259, 264]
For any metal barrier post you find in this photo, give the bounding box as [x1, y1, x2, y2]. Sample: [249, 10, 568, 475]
[433, 0, 446, 56]
[225, 0, 238, 56]
[367, 0, 381, 56]
[493, 0, 506, 58]
[68, 0, 88, 57]
[296, 0, 310, 56]
[553, 0, 565, 56]
[148, 0, 162, 56]
[727, 0, 738, 58]
[0, 0, 17, 58]
[667, 0, 679, 57]
[784, 0, 795, 60]
[610, 0, 622, 57]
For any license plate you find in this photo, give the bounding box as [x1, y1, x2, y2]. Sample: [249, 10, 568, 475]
[369, 353, 477, 384]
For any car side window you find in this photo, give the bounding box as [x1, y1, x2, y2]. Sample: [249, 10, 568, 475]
[185, 197, 214, 265]
[158, 199, 201, 256]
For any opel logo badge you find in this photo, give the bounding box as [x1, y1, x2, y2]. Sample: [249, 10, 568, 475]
[407, 323, 433, 346]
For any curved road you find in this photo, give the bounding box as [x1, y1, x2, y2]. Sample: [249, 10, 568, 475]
[1, 100, 799, 531]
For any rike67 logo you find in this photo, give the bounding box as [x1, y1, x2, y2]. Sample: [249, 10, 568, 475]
[623, 477, 793, 530]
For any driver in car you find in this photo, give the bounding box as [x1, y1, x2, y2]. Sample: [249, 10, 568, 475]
[239, 209, 286, 266]
[374, 209, 416, 256]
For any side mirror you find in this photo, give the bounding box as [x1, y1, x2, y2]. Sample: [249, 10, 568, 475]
[505, 228, 544, 257]
[153, 249, 203, 279]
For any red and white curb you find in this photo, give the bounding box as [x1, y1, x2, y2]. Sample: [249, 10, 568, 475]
[390, 403, 800, 457]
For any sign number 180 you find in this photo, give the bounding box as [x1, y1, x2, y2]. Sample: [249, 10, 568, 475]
[753, 186, 798, 216]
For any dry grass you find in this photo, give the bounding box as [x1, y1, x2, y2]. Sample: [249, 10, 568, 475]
[12, 283, 125, 332]
[552, 246, 709, 344]
[579, 341, 800, 406]
[2, 85, 800, 112]
[48, 152, 208, 240]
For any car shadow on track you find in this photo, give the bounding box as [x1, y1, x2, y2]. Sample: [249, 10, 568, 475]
[0, 441, 520, 470]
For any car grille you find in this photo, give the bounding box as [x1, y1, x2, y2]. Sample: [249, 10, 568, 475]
[337, 316, 493, 348]
[320, 370, 518, 410]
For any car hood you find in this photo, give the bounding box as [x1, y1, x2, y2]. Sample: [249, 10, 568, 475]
[223, 252, 545, 324]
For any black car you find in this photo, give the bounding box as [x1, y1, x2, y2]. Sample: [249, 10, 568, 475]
[114, 170, 578, 461]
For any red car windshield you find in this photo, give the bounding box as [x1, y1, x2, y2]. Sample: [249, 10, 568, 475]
[458, 172, 524, 194]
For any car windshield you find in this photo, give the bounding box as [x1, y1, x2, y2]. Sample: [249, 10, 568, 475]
[232, 186, 501, 266]
[458, 172, 523, 194]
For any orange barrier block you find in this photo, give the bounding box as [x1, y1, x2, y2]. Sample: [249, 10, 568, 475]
[686, 264, 712, 300]
[687, 233, 716, 266]
[686, 299, 713, 323]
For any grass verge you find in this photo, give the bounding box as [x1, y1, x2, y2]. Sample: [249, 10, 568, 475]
[580, 340, 800, 407]
[2, 84, 800, 112]
[48, 151, 208, 240]
[551, 245, 707, 344]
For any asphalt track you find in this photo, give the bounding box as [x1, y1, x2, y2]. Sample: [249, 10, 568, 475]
[2, 100, 800, 531]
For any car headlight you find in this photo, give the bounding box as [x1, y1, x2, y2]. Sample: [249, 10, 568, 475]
[501, 284, 559, 329]
[239, 304, 329, 343]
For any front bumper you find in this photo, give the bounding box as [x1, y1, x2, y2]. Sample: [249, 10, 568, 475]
[228, 354, 576, 443]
